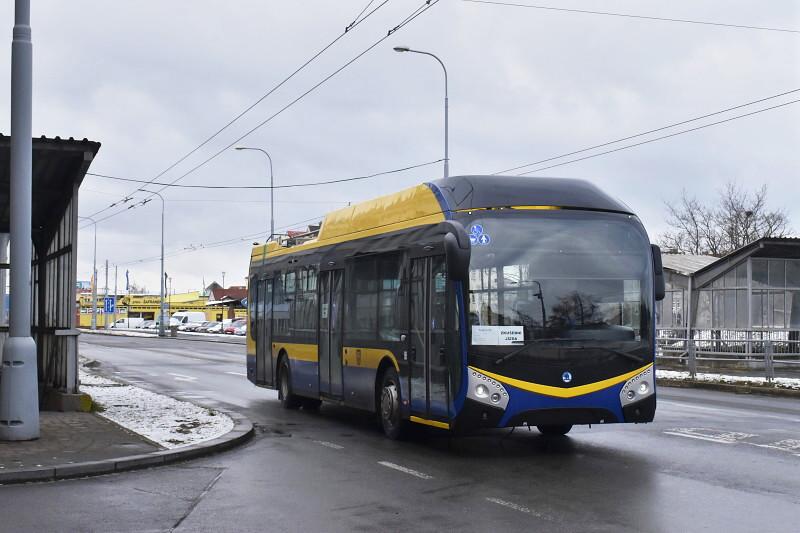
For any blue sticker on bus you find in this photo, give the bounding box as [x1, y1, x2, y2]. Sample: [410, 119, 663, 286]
[470, 224, 491, 246]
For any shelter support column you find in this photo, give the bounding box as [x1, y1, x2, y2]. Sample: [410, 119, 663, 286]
[0, 0, 39, 441]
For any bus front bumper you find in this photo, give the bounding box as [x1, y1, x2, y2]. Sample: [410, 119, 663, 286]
[457, 365, 656, 430]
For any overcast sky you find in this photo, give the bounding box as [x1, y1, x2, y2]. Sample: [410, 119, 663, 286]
[2, 0, 799, 294]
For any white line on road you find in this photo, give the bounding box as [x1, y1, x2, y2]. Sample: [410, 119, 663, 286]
[168, 373, 198, 382]
[660, 400, 800, 423]
[486, 497, 541, 516]
[377, 461, 433, 480]
[314, 440, 344, 450]
[224, 371, 247, 377]
[663, 431, 735, 444]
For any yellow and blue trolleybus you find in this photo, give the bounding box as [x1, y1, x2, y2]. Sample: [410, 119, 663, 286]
[246, 175, 665, 438]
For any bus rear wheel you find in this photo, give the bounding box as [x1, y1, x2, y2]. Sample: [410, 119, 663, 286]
[537, 424, 572, 436]
[278, 359, 301, 410]
[379, 367, 406, 440]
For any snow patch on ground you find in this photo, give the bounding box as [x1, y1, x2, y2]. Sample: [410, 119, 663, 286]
[656, 369, 800, 390]
[79, 369, 234, 449]
[80, 328, 156, 338]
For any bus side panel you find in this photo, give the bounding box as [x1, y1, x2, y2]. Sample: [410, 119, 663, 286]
[342, 347, 400, 412]
[275, 342, 319, 399]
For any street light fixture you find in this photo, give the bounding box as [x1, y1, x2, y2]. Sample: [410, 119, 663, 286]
[137, 189, 167, 337]
[393, 45, 449, 178]
[235, 146, 274, 241]
[78, 216, 98, 330]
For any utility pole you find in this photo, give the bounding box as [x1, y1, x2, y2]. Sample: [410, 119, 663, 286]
[113, 265, 118, 328]
[1, 0, 39, 440]
[104, 259, 109, 329]
[222, 271, 226, 289]
[78, 216, 97, 330]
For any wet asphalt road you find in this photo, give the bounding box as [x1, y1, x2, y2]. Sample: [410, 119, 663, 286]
[1, 334, 798, 532]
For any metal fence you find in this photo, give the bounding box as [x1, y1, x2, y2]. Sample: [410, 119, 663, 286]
[657, 327, 800, 382]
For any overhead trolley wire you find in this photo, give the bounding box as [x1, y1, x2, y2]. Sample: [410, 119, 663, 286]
[513, 98, 800, 176]
[494, 88, 800, 175]
[85, 0, 391, 221]
[83, 0, 442, 229]
[116, 214, 326, 267]
[461, 0, 800, 34]
[86, 158, 443, 190]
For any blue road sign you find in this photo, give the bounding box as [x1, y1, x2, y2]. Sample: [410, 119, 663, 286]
[104, 297, 115, 314]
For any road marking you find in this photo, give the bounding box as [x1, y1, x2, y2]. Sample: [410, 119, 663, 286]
[664, 431, 735, 444]
[486, 497, 541, 516]
[224, 371, 247, 377]
[377, 461, 433, 480]
[314, 440, 344, 450]
[168, 373, 198, 382]
[660, 400, 800, 423]
[664, 428, 757, 444]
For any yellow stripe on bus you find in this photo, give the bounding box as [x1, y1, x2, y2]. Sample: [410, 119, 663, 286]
[273, 342, 318, 363]
[410, 416, 450, 430]
[342, 347, 399, 371]
[469, 363, 653, 399]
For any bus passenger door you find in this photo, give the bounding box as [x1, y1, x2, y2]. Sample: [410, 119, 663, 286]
[319, 270, 344, 398]
[408, 256, 451, 422]
[256, 278, 274, 386]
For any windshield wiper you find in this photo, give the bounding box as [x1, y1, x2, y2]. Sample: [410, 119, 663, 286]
[493, 339, 646, 366]
[577, 345, 646, 364]
[493, 338, 578, 365]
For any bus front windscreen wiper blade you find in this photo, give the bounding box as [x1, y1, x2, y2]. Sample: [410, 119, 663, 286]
[492, 338, 580, 365]
[577, 345, 646, 364]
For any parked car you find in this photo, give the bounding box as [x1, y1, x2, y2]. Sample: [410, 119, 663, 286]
[206, 322, 224, 334]
[234, 324, 247, 336]
[169, 311, 206, 327]
[195, 321, 217, 333]
[224, 319, 246, 334]
[141, 320, 156, 330]
[110, 317, 145, 329]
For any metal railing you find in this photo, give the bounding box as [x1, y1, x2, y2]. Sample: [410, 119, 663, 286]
[656, 327, 800, 382]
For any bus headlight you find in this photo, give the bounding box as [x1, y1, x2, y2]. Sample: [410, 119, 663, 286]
[468, 369, 509, 410]
[619, 366, 654, 407]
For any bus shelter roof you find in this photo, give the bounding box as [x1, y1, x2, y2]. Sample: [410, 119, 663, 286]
[0, 134, 101, 234]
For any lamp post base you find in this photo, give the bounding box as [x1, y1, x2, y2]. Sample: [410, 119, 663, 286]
[0, 336, 40, 441]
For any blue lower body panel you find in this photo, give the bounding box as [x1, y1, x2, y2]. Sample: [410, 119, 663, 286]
[498, 383, 625, 427]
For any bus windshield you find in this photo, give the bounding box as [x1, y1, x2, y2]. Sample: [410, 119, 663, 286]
[458, 209, 653, 360]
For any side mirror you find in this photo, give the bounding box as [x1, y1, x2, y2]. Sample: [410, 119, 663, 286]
[437, 220, 471, 283]
[651, 244, 665, 301]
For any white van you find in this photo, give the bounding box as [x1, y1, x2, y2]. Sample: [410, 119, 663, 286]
[169, 311, 206, 327]
[110, 317, 145, 329]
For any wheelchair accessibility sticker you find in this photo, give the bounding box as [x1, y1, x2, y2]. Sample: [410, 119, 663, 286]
[469, 224, 491, 246]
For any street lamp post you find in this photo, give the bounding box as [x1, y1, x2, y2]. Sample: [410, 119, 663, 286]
[78, 216, 98, 330]
[138, 189, 166, 337]
[235, 146, 274, 241]
[393, 46, 449, 178]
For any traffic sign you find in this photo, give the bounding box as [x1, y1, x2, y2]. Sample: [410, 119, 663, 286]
[104, 297, 115, 314]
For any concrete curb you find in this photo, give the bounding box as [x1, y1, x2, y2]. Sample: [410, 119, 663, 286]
[0, 408, 253, 485]
[78, 328, 246, 346]
[657, 378, 800, 399]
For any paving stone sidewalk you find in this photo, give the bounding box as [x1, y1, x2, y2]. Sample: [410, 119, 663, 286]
[0, 411, 160, 474]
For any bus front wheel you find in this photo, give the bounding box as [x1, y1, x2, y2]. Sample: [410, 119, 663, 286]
[537, 424, 572, 436]
[278, 359, 302, 410]
[379, 367, 406, 440]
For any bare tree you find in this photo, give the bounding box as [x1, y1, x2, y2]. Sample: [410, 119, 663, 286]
[659, 181, 790, 256]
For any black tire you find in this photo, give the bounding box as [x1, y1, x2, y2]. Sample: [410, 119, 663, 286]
[537, 424, 573, 436]
[278, 358, 302, 410]
[302, 398, 322, 411]
[378, 367, 407, 440]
